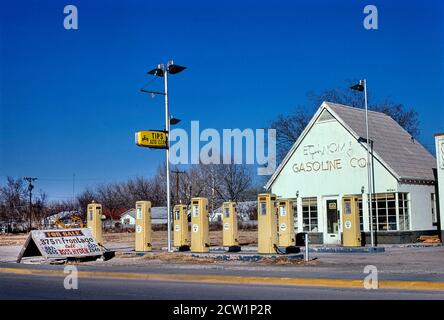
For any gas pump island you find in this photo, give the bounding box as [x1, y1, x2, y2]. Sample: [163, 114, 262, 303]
[191, 197, 210, 253]
[173, 204, 190, 251]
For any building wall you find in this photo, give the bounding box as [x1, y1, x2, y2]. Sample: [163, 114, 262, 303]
[271, 116, 398, 199]
[120, 214, 135, 225]
[436, 134, 444, 238]
[398, 183, 435, 231]
[270, 113, 435, 242]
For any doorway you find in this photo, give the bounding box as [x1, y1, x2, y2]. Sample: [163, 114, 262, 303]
[324, 197, 340, 244]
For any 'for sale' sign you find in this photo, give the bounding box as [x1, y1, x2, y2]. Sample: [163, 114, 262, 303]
[17, 228, 102, 262]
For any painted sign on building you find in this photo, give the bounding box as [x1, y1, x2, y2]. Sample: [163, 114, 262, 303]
[293, 141, 367, 174]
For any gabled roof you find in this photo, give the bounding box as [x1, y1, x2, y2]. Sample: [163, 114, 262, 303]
[120, 207, 168, 219]
[120, 209, 136, 219]
[211, 201, 257, 214]
[265, 101, 436, 189]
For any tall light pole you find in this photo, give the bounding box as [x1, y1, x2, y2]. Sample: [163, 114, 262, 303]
[143, 61, 186, 252]
[351, 79, 375, 247]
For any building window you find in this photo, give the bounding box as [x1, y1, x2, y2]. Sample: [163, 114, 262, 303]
[398, 193, 410, 231]
[357, 193, 410, 231]
[431, 193, 437, 224]
[358, 198, 364, 231]
[371, 193, 397, 231]
[302, 197, 318, 232]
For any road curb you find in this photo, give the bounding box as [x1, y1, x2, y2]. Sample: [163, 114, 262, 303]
[1, 266, 444, 292]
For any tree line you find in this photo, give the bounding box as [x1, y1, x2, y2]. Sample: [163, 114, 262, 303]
[0, 162, 260, 229]
[0, 84, 420, 230]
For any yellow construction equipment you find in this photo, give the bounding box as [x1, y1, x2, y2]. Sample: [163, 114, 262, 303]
[70, 215, 84, 228]
[54, 218, 67, 229]
[53, 215, 84, 229]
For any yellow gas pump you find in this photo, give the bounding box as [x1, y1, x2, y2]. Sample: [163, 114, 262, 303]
[222, 201, 240, 252]
[173, 204, 190, 251]
[277, 199, 298, 253]
[87, 201, 103, 246]
[191, 197, 210, 253]
[135, 201, 152, 252]
[257, 193, 278, 254]
[342, 196, 362, 247]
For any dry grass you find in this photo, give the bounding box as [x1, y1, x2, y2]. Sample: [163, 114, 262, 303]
[0, 230, 258, 250]
[103, 230, 258, 250]
[141, 252, 217, 264]
[0, 234, 28, 246]
[134, 251, 311, 266]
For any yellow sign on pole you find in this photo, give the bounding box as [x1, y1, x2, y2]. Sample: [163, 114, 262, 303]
[135, 130, 167, 149]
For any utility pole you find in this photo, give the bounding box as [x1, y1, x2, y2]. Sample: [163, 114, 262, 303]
[362, 79, 375, 248]
[351, 79, 374, 247]
[72, 173, 75, 201]
[23, 177, 37, 232]
[172, 169, 185, 203]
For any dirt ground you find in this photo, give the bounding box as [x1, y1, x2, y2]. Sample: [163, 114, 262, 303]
[0, 234, 28, 246]
[103, 230, 257, 250]
[0, 230, 258, 249]
[105, 251, 313, 267]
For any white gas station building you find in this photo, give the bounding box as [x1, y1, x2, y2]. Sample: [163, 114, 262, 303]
[266, 102, 439, 244]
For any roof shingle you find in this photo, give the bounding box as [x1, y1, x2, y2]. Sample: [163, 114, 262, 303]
[326, 102, 436, 181]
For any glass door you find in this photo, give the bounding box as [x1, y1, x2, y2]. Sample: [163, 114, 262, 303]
[324, 198, 340, 244]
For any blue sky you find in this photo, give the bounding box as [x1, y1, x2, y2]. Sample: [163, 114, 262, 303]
[1, 0, 443, 200]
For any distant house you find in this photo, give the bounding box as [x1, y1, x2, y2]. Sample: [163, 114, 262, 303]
[119, 206, 168, 226]
[102, 208, 128, 220]
[120, 209, 136, 226]
[210, 201, 256, 222]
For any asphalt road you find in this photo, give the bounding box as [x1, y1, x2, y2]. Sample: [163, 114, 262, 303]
[1, 272, 444, 300]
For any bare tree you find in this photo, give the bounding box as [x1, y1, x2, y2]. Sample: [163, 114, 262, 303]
[270, 106, 311, 162]
[0, 177, 28, 224]
[190, 161, 253, 213]
[75, 188, 97, 218]
[96, 183, 128, 220]
[309, 85, 420, 138]
[33, 191, 49, 227]
[176, 165, 204, 205]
